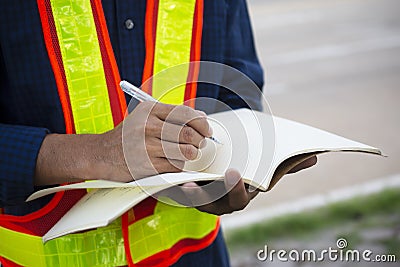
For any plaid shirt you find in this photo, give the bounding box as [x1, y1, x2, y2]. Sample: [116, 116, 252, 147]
[0, 0, 263, 213]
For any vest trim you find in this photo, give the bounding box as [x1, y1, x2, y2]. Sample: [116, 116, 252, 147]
[184, 0, 204, 108]
[0, 1, 219, 266]
[124, 218, 220, 267]
[90, 0, 127, 124]
[142, 0, 203, 108]
[37, 0, 75, 134]
[142, 0, 159, 96]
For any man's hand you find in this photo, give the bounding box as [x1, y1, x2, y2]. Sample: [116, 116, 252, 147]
[34, 102, 210, 185]
[156, 156, 317, 216]
[181, 169, 258, 215]
[113, 102, 211, 180]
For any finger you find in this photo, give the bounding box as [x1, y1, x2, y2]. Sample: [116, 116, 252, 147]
[144, 117, 164, 137]
[160, 122, 205, 148]
[288, 155, 318, 173]
[150, 102, 178, 120]
[224, 169, 250, 211]
[130, 157, 184, 179]
[146, 137, 199, 161]
[145, 118, 205, 147]
[151, 157, 184, 174]
[248, 190, 259, 200]
[180, 182, 215, 207]
[158, 140, 199, 161]
[154, 104, 211, 138]
[155, 185, 193, 207]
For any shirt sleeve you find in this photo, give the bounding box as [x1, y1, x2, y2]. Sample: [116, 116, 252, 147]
[0, 123, 48, 207]
[217, 0, 264, 111]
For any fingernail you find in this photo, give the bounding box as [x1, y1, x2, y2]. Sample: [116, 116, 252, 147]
[197, 110, 207, 117]
[200, 139, 207, 149]
[182, 182, 198, 189]
[182, 182, 200, 196]
[208, 126, 213, 136]
[226, 169, 241, 186]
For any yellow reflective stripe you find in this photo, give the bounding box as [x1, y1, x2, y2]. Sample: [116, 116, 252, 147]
[152, 0, 197, 104]
[128, 198, 218, 262]
[131, 1, 219, 262]
[43, 219, 126, 267]
[0, 226, 46, 267]
[0, 205, 217, 266]
[0, 219, 127, 267]
[50, 0, 114, 134]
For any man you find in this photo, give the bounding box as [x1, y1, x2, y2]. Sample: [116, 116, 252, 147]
[0, 0, 316, 266]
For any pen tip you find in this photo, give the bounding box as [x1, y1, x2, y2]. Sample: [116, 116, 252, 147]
[210, 137, 223, 145]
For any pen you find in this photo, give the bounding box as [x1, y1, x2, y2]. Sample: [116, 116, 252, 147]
[120, 80, 222, 145]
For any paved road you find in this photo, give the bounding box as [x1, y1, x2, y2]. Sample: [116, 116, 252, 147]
[221, 0, 400, 228]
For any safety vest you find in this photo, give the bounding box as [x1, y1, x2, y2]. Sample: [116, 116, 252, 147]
[0, 0, 219, 266]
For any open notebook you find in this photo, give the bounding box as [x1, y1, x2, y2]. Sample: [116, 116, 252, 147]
[27, 109, 383, 242]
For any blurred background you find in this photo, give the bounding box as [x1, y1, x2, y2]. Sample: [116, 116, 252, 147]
[221, 0, 400, 266]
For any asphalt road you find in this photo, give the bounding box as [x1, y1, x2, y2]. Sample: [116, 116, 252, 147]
[221, 0, 400, 228]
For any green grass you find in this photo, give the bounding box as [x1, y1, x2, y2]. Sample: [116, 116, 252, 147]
[380, 236, 400, 258]
[225, 188, 400, 248]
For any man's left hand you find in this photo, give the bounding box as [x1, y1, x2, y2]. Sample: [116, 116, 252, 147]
[160, 156, 317, 215]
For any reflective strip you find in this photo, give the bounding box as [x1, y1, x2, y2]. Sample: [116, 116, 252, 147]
[151, 0, 197, 105]
[90, 0, 127, 125]
[0, 226, 46, 266]
[184, 0, 204, 108]
[127, 199, 218, 263]
[37, 0, 75, 133]
[0, 220, 127, 267]
[0, 0, 218, 266]
[0, 208, 217, 267]
[126, 0, 218, 264]
[50, 0, 114, 134]
[127, 0, 220, 265]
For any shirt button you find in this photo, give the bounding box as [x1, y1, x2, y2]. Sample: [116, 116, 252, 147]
[124, 19, 134, 30]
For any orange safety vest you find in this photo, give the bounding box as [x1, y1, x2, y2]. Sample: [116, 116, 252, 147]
[0, 0, 219, 266]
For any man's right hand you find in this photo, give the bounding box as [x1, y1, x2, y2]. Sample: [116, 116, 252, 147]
[34, 102, 211, 185]
[104, 102, 211, 181]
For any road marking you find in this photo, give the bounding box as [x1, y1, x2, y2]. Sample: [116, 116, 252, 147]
[221, 173, 400, 230]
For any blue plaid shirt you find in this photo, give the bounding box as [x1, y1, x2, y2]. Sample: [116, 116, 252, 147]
[0, 0, 263, 214]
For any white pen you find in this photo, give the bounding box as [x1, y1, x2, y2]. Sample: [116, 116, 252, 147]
[120, 80, 222, 145]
